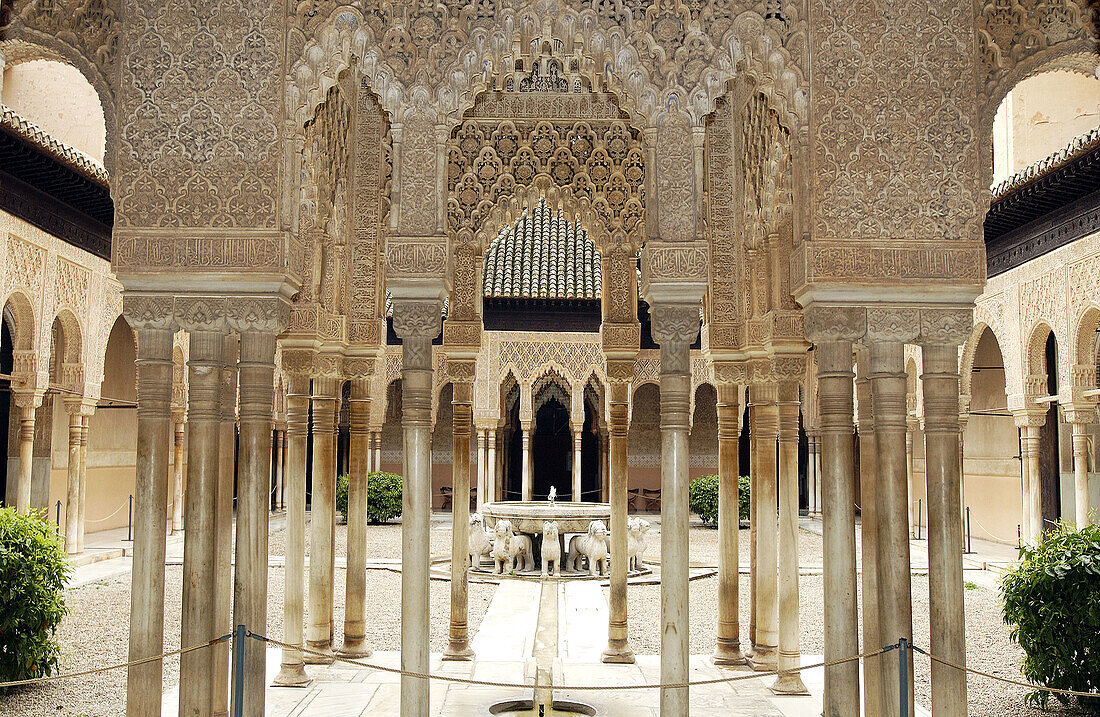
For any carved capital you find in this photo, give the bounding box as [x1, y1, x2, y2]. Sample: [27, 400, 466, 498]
[175, 297, 227, 332]
[122, 294, 176, 331]
[649, 303, 701, 347]
[447, 358, 477, 383]
[343, 357, 376, 379]
[226, 297, 291, 334]
[918, 308, 973, 347]
[771, 355, 806, 381]
[605, 359, 635, 385]
[280, 349, 316, 378]
[391, 300, 443, 340]
[865, 307, 921, 344]
[803, 305, 866, 343]
[313, 353, 344, 379]
[713, 361, 748, 385]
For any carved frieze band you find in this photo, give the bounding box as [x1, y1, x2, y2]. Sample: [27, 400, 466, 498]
[793, 242, 985, 287]
[386, 238, 448, 278]
[805, 305, 973, 347]
[113, 230, 289, 272]
[122, 293, 291, 333]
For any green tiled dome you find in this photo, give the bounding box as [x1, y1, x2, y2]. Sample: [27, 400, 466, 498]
[483, 199, 601, 300]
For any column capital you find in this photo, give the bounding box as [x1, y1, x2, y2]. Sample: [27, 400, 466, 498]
[605, 358, 636, 386]
[804, 305, 865, 344]
[446, 358, 477, 385]
[917, 307, 972, 347]
[649, 302, 702, 348]
[123, 294, 177, 331]
[280, 349, 316, 379]
[391, 301, 443, 341]
[713, 361, 748, 386]
[866, 307, 921, 344]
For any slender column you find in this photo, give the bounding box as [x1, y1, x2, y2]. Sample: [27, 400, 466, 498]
[572, 426, 584, 500]
[373, 431, 382, 473]
[232, 329, 277, 716]
[77, 414, 89, 551]
[444, 377, 475, 660]
[772, 377, 807, 693]
[392, 300, 442, 717]
[521, 422, 533, 500]
[749, 400, 758, 651]
[921, 333, 968, 717]
[172, 415, 185, 532]
[906, 418, 917, 537]
[713, 379, 744, 665]
[1024, 423, 1043, 538]
[1071, 421, 1092, 526]
[273, 370, 312, 687]
[64, 408, 82, 553]
[814, 337, 861, 717]
[650, 303, 698, 716]
[1017, 426, 1032, 542]
[854, 348, 882, 714]
[340, 375, 372, 657]
[869, 338, 915, 717]
[126, 324, 174, 717]
[180, 329, 223, 717]
[275, 428, 285, 511]
[476, 429, 487, 512]
[212, 335, 237, 717]
[749, 382, 778, 671]
[599, 433, 610, 503]
[603, 373, 635, 663]
[14, 402, 36, 511]
[813, 438, 823, 515]
[487, 429, 498, 503]
[306, 376, 338, 662]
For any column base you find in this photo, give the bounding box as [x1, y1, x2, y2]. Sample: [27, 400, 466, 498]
[336, 637, 372, 659]
[601, 640, 636, 664]
[770, 672, 809, 695]
[303, 640, 335, 665]
[272, 663, 313, 688]
[711, 639, 746, 666]
[747, 646, 777, 672]
[442, 640, 475, 661]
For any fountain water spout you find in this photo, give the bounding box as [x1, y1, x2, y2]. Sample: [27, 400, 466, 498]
[548, 486, 557, 505]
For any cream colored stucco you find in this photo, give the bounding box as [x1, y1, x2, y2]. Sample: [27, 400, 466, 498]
[1, 60, 106, 164]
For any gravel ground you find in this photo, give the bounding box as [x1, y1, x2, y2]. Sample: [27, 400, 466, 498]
[0, 521, 491, 717]
[267, 516, 454, 561]
[627, 526, 1089, 717]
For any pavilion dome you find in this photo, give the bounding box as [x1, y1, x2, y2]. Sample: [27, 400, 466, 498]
[483, 198, 601, 300]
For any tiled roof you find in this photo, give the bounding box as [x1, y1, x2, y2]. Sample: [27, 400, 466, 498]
[483, 198, 601, 300]
[0, 104, 108, 187]
[991, 126, 1100, 200]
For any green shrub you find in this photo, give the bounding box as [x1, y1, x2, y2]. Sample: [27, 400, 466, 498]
[689, 475, 751, 527]
[1001, 521, 1100, 711]
[0, 507, 71, 684]
[367, 472, 403, 524]
[336, 474, 349, 523]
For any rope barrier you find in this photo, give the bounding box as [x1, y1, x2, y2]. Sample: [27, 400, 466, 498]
[965, 513, 1020, 545]
[0, 634, 231, 689]
[84, 499, 131, 525]
[254, 633, 882, 691]
[910, 644, 1100, 699]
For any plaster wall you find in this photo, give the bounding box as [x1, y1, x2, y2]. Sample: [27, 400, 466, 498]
[1, 60, 106, 164]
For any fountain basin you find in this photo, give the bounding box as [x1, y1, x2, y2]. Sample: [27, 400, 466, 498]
[481, 501, 611, 534]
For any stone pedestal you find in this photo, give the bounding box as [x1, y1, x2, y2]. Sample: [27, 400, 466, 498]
[126, 325, 174, 717]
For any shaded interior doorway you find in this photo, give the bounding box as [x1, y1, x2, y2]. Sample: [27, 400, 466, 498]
[533, 399, 571, 500]
[0, 319, 10, 506]
[1040, 332, 1062, 529]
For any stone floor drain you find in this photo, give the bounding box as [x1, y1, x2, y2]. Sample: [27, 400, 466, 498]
[488, 698, 597, 716]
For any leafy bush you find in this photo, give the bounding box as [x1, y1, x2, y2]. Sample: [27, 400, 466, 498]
[367, 472, 403, 524]
[689, 475, 751, 527]
[336, 474, 349, 524]
[0, 507, 71, 684]
[1001, 521, 1100, 711]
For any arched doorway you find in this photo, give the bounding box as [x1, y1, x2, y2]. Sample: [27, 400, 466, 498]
[1039, 332, 1063, 528]
[532, 396, 570, 500]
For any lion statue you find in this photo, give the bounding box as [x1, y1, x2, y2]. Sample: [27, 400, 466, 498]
[541, 521, 561, 577]
[467, 513, 493, 568]
[492, 519, 534, 574]
[626, 516, 650, 570]
[566, 520, 609, 576]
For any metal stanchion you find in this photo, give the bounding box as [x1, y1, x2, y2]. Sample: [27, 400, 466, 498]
[233, 625, 246, 717]
[899, 637, 909, 717]
[55, 500, 61, 534]
[126, 494, 133, 541]
[965, 507, 972, 554]
[916, 500, 922, 540]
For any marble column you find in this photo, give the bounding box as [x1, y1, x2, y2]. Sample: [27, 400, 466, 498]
[599, 433, 610, 503]
[713, 380, 744, 665]
[340, 375, 371, 658]
[77, 414, 89, 552]
[273, 371, 312, 687]
[749, 382, 778, 672]
[444, 378, 475, 660]
[772, 377, 807, 694]
[231, 329, 277, 716]
[650, 303, 699, 716]
[14, 401, 36, 511]
[813, 437, 823, 515]
[306, 376, 338, 662]
[180, 329, 223, 717]
[275, 428, 285, 511]
[373, 431, 382, 473]
[126, 324, 174, 717]
[603, 374, 635, 663]
[521, 422, 533, 501]
[172, 415, 185, 533]
[212, 336, 237, 717]
[391, 300, 442, 717]
[1024, 423, 1043, 539]
[869, 337, 915, 717]
[1071, 420, 1092, 526]
[854, 347, 882, 715]
[906, 417, 918, 537]
[476, 429, 487, 513]
[572, 426, 583, 500]
[64, 408, 82, 553]
[921, 331, 968, 717]
[487, 429, 498, 503]
[814, 335, 861, 717]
